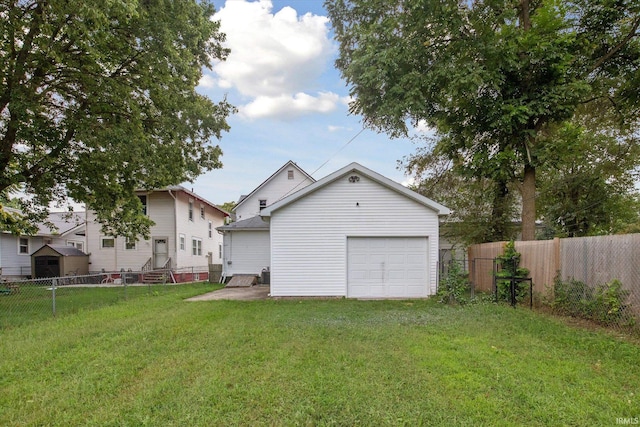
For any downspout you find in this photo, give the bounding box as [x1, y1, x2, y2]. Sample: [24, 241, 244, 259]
[217, 229, 230, 282]
[168, 189, 177, 270]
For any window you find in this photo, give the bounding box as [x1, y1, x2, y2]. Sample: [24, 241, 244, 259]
[218, 244, 222, 259]
[67, 241, 84, 252]
[208, 221, 212, 238]
[259, 199, 267, 210]
[200, 204, 205, 219]
[192, 238, 202, 256]
[288, 169, 294, 179]
[101, 237, 115, 248]
[18, 237, 29, 254]
[179, 234, 186, 251]
[125, 238, 136, 250]
[138, 195, 147, 215]
[188, 200, 194, 221]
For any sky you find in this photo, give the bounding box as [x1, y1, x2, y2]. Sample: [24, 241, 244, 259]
[189, 0, 428, 205]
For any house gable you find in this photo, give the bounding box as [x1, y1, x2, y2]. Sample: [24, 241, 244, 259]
[261, 162, 450, 218]
[233, 160, 315, 221]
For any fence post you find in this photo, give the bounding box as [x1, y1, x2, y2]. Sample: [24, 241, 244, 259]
[123, 270, 127, 300]
[51, 278, 57, 317]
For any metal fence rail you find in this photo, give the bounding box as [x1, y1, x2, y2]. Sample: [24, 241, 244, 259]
[0, 268, 214, 329]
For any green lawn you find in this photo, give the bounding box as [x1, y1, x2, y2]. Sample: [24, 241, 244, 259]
[1, 285, 638, 426]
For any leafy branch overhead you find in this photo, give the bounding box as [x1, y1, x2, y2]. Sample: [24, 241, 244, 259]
[0, 0, 235, 237]
[327, 0, 640, 241]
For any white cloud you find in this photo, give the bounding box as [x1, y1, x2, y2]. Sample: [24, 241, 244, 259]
[198, 74, 217, 89]
[413, 119, 434, 134]
[240, 92, 340, 120]
[212, 1, 340, 119]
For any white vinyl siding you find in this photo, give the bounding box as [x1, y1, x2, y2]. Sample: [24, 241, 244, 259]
[222, 230, 270, 276]
[269, 174, 440, 297]
[85, 190, 225, 272]
[234, 164, 314, 221]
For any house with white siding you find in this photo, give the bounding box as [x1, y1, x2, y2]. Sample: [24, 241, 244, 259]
[261, 162, 450, 298]
[0, 210, 86, 279]
[217, 161, 315, 280]
[85, 186, 227, 278]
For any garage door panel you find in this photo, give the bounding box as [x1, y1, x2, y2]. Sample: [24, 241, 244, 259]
[388, 254, 406, 264]
[347, 237, 428, 298]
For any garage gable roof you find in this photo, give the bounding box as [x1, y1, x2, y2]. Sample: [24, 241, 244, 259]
[261, 162, 450, 217]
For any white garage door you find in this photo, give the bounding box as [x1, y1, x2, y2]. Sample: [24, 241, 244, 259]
[347, 237, 429, 298]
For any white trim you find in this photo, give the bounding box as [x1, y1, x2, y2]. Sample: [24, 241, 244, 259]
[101, 236, 115, 249]
[18, 236, 29, 255]
[261, 162, 450, 217]
[233, 160, 315, 213]
[124, 238, 137, 251]
[191, 237, 202, 256]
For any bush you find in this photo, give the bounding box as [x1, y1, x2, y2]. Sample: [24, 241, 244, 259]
[437, 257, 471, 305]
[552, 277, 635, 327]
[495, 241, 530, 303]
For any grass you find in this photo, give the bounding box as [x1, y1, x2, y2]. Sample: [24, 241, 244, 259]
[1, 286, 639, 426]
[0, 282, 220, 329]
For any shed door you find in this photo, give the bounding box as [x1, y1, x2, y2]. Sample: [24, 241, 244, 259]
[347, 237, 428, 298]
[35, 256, 60, 278]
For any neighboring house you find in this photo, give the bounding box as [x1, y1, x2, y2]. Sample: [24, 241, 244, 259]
[261, 162, 450, 298]
[85, 186, 227, 274]
[217, 161, 315, 279]
[233, 160, 315, 221]
[0, 210, 86, 279]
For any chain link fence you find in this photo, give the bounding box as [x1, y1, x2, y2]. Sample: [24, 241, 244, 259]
[554, 235, 640, 331]
[468, 235, 640, 333]
[0, 268, 214, 329]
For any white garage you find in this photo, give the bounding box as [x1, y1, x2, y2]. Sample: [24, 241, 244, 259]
[347, 237, 429, 298]
[261, 162, 450, 298]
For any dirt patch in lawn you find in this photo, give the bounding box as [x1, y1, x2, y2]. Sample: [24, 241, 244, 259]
[185, 285, 270, 301]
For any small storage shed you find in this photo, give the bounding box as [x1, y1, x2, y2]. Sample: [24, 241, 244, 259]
[31, 245, 89, 278]
[260, 162, 450, 298]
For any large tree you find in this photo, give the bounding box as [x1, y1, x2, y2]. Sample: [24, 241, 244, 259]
[1, 0, 233, 237]
[537, 106, 640, 237]
[327, 0, 640, 240]
[402, 139, 519, 245]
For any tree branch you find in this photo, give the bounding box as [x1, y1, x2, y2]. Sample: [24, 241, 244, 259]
[590, 15, 640, 73]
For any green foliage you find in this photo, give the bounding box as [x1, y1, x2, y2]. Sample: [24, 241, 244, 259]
[327, 0, 640, 240]
[0, 0, 234, 237]
[537, 113, 640, 237]
[437, 255, 470, 305]
[495, 241, 530, 302]
[219, 201, 236, 215]
[552, 277, 636, 327]
[403, 140, 518, 244]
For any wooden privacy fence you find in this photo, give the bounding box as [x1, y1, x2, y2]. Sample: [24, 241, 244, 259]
[468, 234, 640, 301]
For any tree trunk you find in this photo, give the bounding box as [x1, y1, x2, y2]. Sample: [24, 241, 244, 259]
[489, 179, 511, 242]
[521, 164, 536, 240]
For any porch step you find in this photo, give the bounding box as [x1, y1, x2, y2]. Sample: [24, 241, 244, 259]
[225, 275, 258, 288]
[142, 271, 169, 284]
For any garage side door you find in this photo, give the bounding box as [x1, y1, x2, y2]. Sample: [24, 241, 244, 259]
[347, 237, 428, 298]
